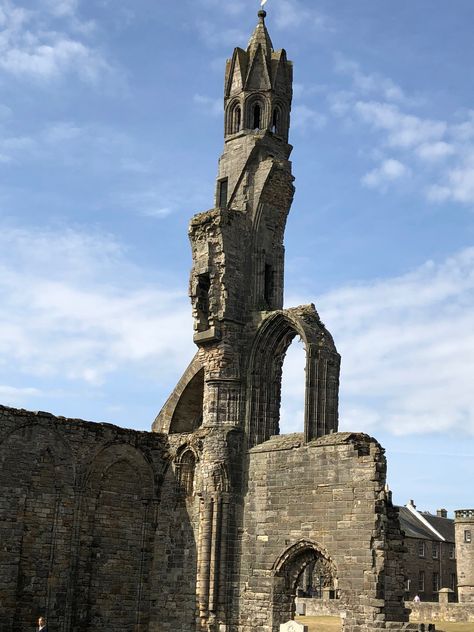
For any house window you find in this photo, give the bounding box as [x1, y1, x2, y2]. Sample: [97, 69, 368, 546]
[432, 542, 440, 559]
[419, 571, 425, 592]
[450, 573, 457, 591]
[432, 572, 439, 593]
[465, 529, 472, 543]
[218, 178, 228, 208]
[418, 541, 425, 558]
[449, 543, 456, 559]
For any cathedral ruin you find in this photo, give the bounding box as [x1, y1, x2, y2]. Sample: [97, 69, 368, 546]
[1, 10, 420, 632]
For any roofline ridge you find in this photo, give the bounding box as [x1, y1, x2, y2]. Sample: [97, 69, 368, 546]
[405, 501, 446, 541]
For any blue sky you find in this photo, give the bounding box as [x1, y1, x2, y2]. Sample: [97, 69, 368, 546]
[1, 0, 473, 514]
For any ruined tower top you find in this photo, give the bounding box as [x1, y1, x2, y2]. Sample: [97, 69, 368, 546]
[247, 10, 273, 56]
[155, 8, 339, 444]
[223, 9, 293, 143]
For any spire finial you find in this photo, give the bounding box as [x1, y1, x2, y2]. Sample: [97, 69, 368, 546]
[258, 9, 266, 23]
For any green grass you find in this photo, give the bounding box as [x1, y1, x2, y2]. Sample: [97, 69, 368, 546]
[295, 616, 474, 632]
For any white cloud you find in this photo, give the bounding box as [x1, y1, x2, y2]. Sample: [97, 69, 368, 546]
[355, 101, 446, 149]
[283, 248, 474, 437]
[0, 224, 194, 386]
[292, 104, 326, 131]
[335, 55, 408, 104]
[273, 0, 332, 32]
[415, 141, 455, 162]
[0, 0, 107, 81]
[327, 65, 474, 204]
[315, 248, 474, 436]
[362, 158, 410, 190]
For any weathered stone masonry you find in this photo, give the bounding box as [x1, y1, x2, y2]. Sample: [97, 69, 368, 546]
[1, 11, 417, 632]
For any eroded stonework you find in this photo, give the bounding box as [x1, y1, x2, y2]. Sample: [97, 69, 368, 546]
[1, 11, 414, 632]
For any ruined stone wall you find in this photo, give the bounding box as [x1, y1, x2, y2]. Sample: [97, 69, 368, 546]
[233, 432, 408, 632]
[407, 601, 474, 623]
[0, 405, 171, 632]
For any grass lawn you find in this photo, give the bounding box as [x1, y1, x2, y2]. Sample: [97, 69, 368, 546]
[295, 616, 474, 632]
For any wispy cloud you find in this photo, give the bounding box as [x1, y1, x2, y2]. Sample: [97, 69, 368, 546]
[0, 224, 193, 388]
[325, 57, 474, 206]
[334, 55, 410, 105]
[322, 248, 474, 436]
[292, 104, 326, 131]
[0, 0, 108, 82]
[273, 0, 333, 33]
[362, 158, 410, 190]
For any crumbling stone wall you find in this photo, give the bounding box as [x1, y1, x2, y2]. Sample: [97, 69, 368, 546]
[0, 405, 170, 632]
[234, 432, 408, 632]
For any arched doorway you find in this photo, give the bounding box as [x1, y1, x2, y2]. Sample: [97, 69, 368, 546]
[271, 540, 338, 630]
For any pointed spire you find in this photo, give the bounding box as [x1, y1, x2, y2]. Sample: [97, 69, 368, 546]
[247, 9, 273, 57]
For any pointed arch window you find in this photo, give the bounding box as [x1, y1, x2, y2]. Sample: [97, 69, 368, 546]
[272, 108, 280, 134]
[233, 106, 241, 133]
[253, 103, 261, 130]
[179, 450, 196, 497]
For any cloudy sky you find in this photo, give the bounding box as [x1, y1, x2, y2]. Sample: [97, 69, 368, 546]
[1, 0, 473, 514]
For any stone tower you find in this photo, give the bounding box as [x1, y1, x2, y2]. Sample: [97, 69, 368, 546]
[154, 8, 340, 444]
[455, 509, 474, 602]
[152, 10, 408, 632]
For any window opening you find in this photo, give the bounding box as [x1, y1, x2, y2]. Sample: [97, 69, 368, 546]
[449, 543, 455, 559]
[432, 542, 439, 559]
[196, 273, 210, 331]
[264, 263, 273, 307]
[432, 572, 439, 593]
[179, 451, 196, 496]
[465, 529, 472, 543]
[279, 337, 306, 434]
[450, 573, 456, 591]
[418, 541, 425, 558]
[234, 106, 241, 133]
[253, 103, 261, 129]
[419, 571, 425, 592]
[272, 108, 280, 134]
[218, 178, 228, 208]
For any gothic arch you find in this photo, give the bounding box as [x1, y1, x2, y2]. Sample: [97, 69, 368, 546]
[79, 442, 156, 632]
[225, 98, 243, 135]
[175, 446, 199, 497]
[244, 94, 269, 130]
[246, 305, 340, 448]
[0, 422, 74, 631]
[270, 101, 288, 137]
[153, 353, 204, 434]
[271, 540, 339, 629]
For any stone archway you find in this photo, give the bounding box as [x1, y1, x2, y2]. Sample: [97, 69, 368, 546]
[271, 540, 338, 631]
[246, 305, 341, 448]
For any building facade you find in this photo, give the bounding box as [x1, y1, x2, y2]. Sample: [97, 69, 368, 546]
[398, 501, 457, 602]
